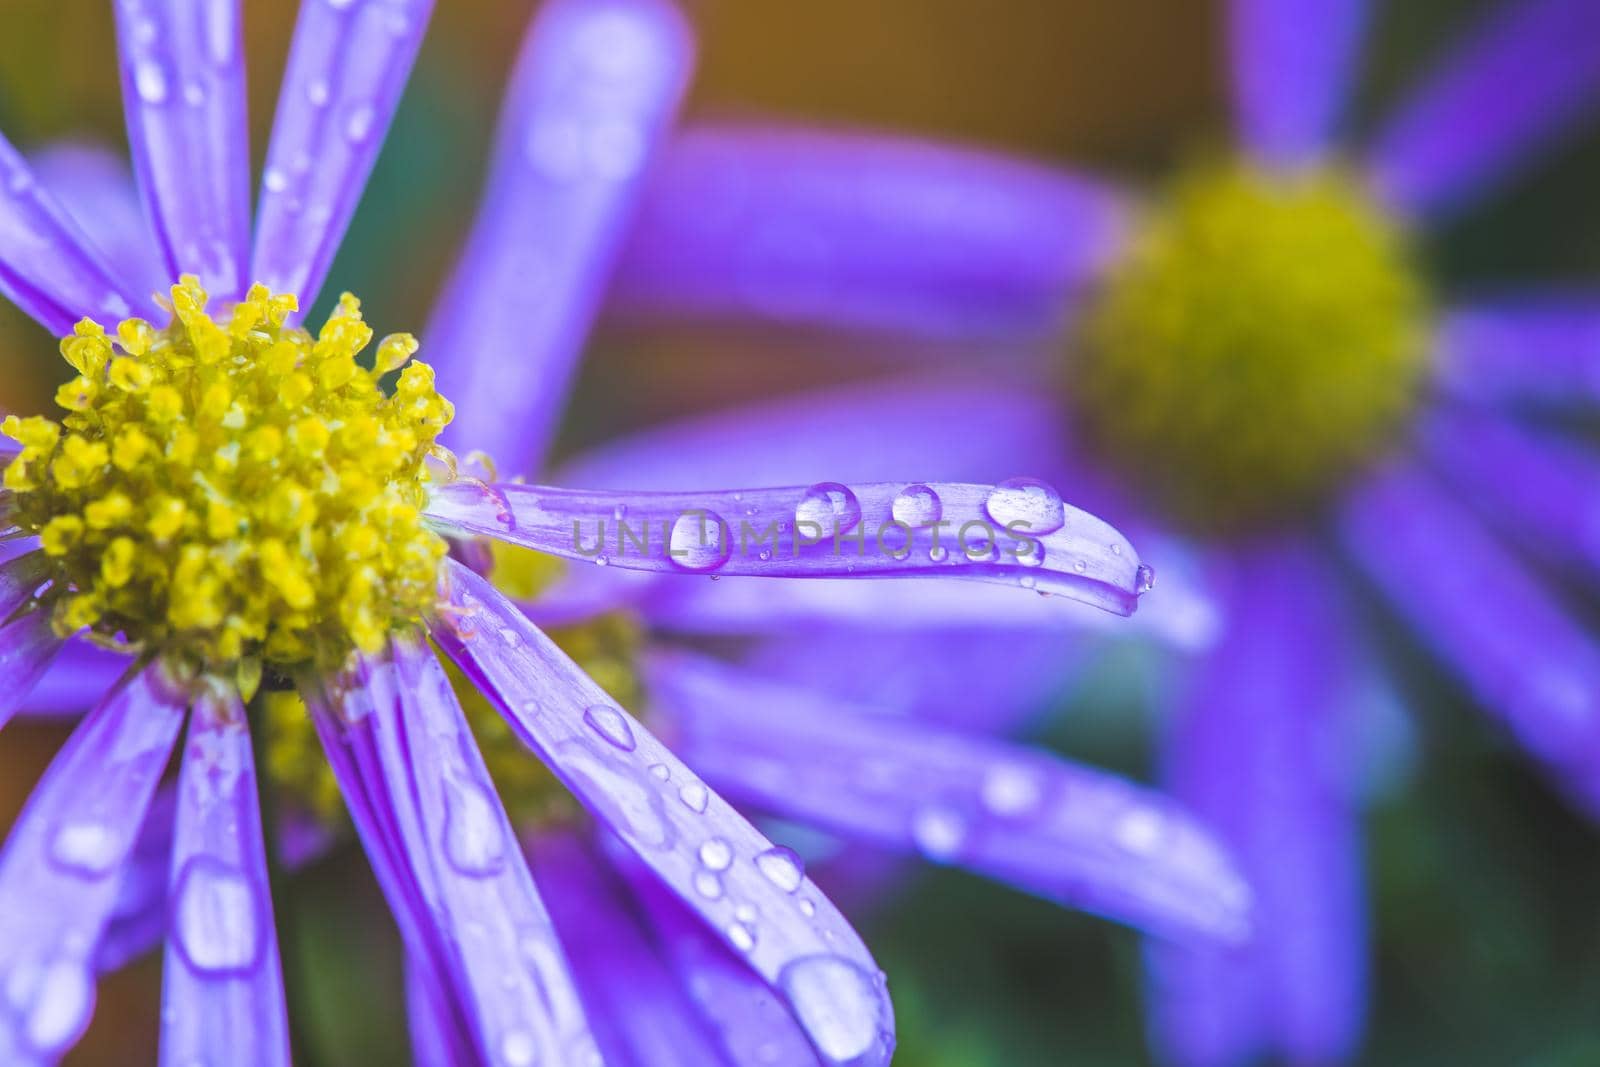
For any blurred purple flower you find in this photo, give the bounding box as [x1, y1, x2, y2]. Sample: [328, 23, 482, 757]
[0, 1, 1257, 1066]
[597, 0, 1600, 1063]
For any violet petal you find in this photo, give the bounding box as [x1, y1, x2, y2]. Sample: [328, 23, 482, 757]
[1432, 296, 1600, 405]
[1230, 0, 1367, 169]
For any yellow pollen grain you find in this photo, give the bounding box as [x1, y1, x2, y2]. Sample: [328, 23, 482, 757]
[2, 276, 455, 669]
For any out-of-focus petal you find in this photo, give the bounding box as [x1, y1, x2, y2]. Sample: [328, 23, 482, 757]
[159, 683, 289, 1066]
[425, 478, 1151, 617]
[611, 842, 823, 1067]
[1432, 296, 1600, 405]
[1367, 0, 1600, 221]
[611, 122, 1127, 341]
[251, 0, 433, 310]
[1145, 539, 1366, 1067]
[0, 133, 150, 333]
[432, 561, 897, 1067]
[307, 636, 599, 1067]
[29, 144, 166, 301]
[1340, 460, 1600, 812]
[426, 0, 693, 471]
[113, 0, 250, 298]
[19, 639, 131, 720]
[529, 829, 733, 1066]
[0, 661, 186, 1064]
[556, 379, 1072, 490]
[647, 651, 1251, 945]
[740, 628, 1088, 735]
[404, 958, 477, 1067]
[1230, 0, 1367, 168]
[0, 610, 69, 733]
[1422, 406, 1600, 575]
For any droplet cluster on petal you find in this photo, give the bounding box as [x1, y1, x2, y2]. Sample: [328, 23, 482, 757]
[3, 276, 453, 669]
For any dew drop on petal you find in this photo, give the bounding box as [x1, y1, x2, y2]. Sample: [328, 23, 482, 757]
[779, 955, 885, 1065]
[1115, 808, 1165, 854]
[726, 920, 757, 953]
[984, 477, 1066, 536]
[699, 838, 733, 872]
[796, 483, 863, 535]
[49, 821, 121, 877]
[172, 858, 262, 975]
[20, 959, 94, 1054]
[891, 484, 942, 526]
[668, 512, 732, 572]
[133, 60, 168, 104]
[345, 104, 376, 143]
[981, 765, 1044, 816]
[442, 779, 507, 877]
[754, 846, 805, 892]
[678, 781, 709, 813]
[693, 871, 724, 900]
[910, 807, 967, 862]
[1136, 563, 1157, 593]
[501, 1028, 538, 1066]
[648, 763, 670, 782]
[582, 704, 635, 751]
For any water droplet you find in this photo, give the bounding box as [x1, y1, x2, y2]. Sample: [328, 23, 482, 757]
[699, 838, 733, 871]
[911, 807, 967, 862]
[182, 81, 204, 106]
[693, 870, 724, 899]
[582, 704, 635, 751]
[984, 477, 1066, 536]
[172, 858, 262, 975]
[1136, 564, 1157, 593]
[798, 898, 817, 918]
[727, 921, 757, 953]
[795, 483, 862, 535]
[1018, 575, 1036, 589]
[306, 78, 330, 107]
[263, 167, 288, 193]
[345, 104, 375, 143]
[981, 765, 1043, 816]
[735, 903, 757, 923]
[1115, 808, 1164, 854]
[19, 960, 94, 1053]
[134, 60, 168, 104]
[755, 846, 805, 892]
[501, 1028, 537, 1066]
[668, 512, 732, 572]
[50, 820, 121, 877]
[587, 119, 646, 179]
[1110, 543, 1123, 556]
[891, 484, 942, 526]
[442, 779, 507, 877]
[648, 763, 670, 782]
[779, 956, 885, 1064]
[678, 781, 709, 813]
[929, 544, 948, 562]
[1073, 559, 1088, 573]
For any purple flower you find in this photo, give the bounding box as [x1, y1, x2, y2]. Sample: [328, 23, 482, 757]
[0, 1, 1250, 1065]
[594, 0, 1600, 1063]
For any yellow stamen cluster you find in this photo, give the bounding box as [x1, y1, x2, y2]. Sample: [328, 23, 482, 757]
[3, 276, 454, 670]
[1073, 161, 1431, 532]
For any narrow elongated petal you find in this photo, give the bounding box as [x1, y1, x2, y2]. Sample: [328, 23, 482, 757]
[425, 479, 1150, 616]
[0, 611, 69, 733]
[1231, 0, 1367, 168]
[159, 685, 289, 1066]
[95, 787, 175, 974]
[0, 661, 186, 1064]
[1340, 462, 1600, 812]
[0, 134, 149, 333]
[1433, 297, 1600, 405]
[647, 651, 1250, 945]
[426, 0, 693, 470]
[611, 123, 1127, 341]
[432, 561, 897, 1067]
[113, 0, 250, 298]
[22, 640, 131, 720]
[404, 959, 477, 1067]
[251, 0, 434, 309]
[1145, 540, 1366, 1067]
[1422, 407, 1600, 575]
[610, 841, 823, 1067]
[1367, 0, 1600, 220]
[529, 830, 734, 1066]
[30, 144, 166, 301]
[309, 638, 599, 1067]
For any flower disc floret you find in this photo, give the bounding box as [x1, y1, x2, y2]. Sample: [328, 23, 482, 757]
[3, 276, 454, 669]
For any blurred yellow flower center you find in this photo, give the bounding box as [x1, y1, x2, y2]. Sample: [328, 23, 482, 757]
[267, 545, 644, 827]
[1073, 161, 1430, 532]
[2, 277, 454, 672]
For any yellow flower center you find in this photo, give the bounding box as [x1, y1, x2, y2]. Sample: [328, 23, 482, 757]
[1072, 161, 1431, 532]
[265, 545, 645, 827]
[2, 276, 454, 674]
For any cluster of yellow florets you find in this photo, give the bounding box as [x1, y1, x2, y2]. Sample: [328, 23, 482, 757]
[2, 276, 454, 670]
[1074, 161, 1431, 531]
